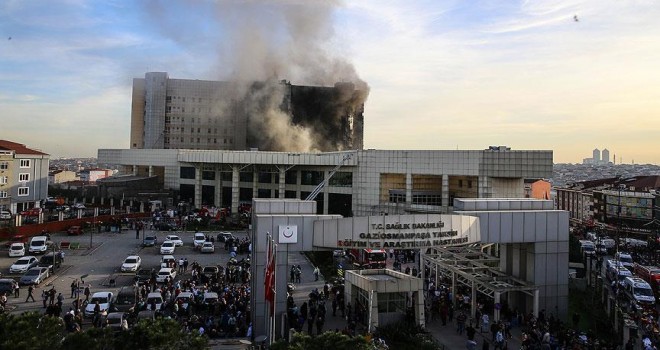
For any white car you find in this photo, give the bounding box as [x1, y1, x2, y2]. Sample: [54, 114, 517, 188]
[120, 255, 142, 272]
[193, 232, 206, 248]
[155, 267, 177, 283]
[160, 255, 176, 268]
[146, 292, 163, 311]
[165, 235, 183, 247]
[10, 256, 39, 274]
[84, 291, 114, 318]
[9, 243, 26, 257]
[200, 241, 215, 253]
[160, 240, 176, 255]
[28, 236, 49, 254]
[175, 291, 193, 310]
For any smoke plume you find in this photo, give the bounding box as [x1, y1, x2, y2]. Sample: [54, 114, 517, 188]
[144, 0, 369, 152]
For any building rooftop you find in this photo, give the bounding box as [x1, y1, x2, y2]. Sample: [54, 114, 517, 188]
[0, 140, 49, 156]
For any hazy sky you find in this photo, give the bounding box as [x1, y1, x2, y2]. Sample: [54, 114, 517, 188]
[1, 0, 659, 164]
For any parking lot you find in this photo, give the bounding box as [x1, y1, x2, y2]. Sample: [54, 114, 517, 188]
[0, 227, 249, 319]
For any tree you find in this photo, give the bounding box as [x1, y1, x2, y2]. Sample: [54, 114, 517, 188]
[112, 318, 207, 350]
[271, 331, 371, 350]
[0, 312, 66, 350]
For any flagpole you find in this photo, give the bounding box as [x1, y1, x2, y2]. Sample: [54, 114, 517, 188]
[271, 242, 278, 345]
[263, 232, 270, 342]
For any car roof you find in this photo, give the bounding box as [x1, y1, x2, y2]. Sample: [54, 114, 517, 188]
[177, 292, 193, 297]
[167, 235, 180, 238]
[17, 256, 36, 261]
[10, 243, 24, 247]
[204, 292, 218, 297]
[125, 255, 140, 259]
[91, 291, 112, 298]
[162, 240, 174, 244]
[31, 236, 48, 241]
[159, 267, 173, 272]
[147, 292, 162, 297]
[161, 255, 175, 260]
[202, 241, 213, 245]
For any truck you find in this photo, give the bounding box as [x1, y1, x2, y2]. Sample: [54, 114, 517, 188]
[348, 248, 387, 269]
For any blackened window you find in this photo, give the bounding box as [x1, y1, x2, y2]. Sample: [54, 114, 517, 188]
[180, 167, 195, 179]
[202, 171, 215, 181]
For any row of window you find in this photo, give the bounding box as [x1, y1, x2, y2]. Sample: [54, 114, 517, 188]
[0, 187, 28, 197]
[0, 160, 31, 169]
[165, 116, 235, 125]
[165, 138, 233, 145]
[179, 167, 354, 187]
[0, 174, 29, 183]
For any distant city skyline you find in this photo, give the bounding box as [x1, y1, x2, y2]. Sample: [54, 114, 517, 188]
[2, 1, 660, 164]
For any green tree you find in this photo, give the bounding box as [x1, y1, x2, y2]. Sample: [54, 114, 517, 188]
[0, 312, 66, 350]
[272, 331, 371, 350]
[61, 327, 116, 350]
[112, 318, 207, 350]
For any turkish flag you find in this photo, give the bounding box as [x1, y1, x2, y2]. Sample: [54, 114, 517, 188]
[264, 238, 275, 312]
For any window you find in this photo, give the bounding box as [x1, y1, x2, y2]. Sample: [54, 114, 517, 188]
[180, 167, 196, 179]
[468, 180, 473, 189]
[18, 187, 29, 196]
[0, 176, 6, 184]
[0, 191, 7, 198]
[301, 171, 323, 186]
[19, 173, 29, 182]
[0, 162, 7, 170]
[202, 171, 215, 181]
[20, 159, 31, 168]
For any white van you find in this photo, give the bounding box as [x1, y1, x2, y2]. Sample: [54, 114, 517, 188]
[28, 236, 49, 254]
[623, 277, 656, 305]
[579, 240, 596, 256]
[607, 261, 633, 286]
[615, 252, 634, 270]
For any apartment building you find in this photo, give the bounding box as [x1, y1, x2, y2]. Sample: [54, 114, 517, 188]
[0, 140, 50, 214]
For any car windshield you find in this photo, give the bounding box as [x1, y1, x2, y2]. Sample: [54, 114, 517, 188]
[147, 297, 162, 303]
[619, 256, 633, 263]
[107, 317, 122, 325]
[634, 287, 654, 297]
[15, 259, 29, 265]
[10, 246, 23, 250]
[145, 237, 155, 241]
[25, 269, 41, 276]
[162, 242, 173, 247]
[124, 258, 138, 264]
[170, 236, 180, 241]
[91, 296, 108, 304]
[177, 295, 191, 302]
[158, 272, 170, 276]
[203, 243, 213, 247]
[32, 241, 45, 247]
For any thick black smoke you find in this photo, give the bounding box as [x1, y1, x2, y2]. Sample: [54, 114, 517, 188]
[144, 0, 369, 152]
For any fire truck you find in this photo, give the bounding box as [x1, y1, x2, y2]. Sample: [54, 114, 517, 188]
[348, 248, 387, 269]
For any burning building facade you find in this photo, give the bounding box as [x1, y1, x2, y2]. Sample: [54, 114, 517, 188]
[130, 72, 365, 152]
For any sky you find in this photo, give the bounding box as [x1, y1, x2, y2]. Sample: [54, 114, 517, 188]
[1, 0, 659, 164]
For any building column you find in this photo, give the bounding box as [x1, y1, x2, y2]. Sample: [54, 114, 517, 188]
[405, 173, 413, 206]
[253, 170, 258, 199]
[416, 291, 425, 328]
[471, 281, 477, 319]
[215, 169, 222, 207]
[148, 166, 154, 177]
[194, 166, 202, 209]
[494, 292, 501, 322]
[231, 166, 240, 215]
[323, 170, 330, 214]
[533, 289, 540, 318]
[478, 176, 491, 198]
[132, 165, 138, 176]
[442, 174, 449, 210]
[278, 168, 286, 199]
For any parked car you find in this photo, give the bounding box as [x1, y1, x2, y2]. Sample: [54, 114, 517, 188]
[202, 266, 219, 279]
[72, 203, 86, 210]
[160, 241, 175, 255]
[10, 256, 39, 274]
[165, 235, 183, 247]
[0, 210, 11, 220]
[200, 242, 215, 254]
[155, 267, 177, 283]
[5, 235, 28, 248]
[193, 232, 206, 249]
[8, 243, 26, 257]
[28, 236, 49, 254]
[175, 291, 194, 310]
[67, 226, 83, 236]
[142, 235, 158, 247]
[84, 292, 114, 318]
[19, 266, 49, 285]
[145, 293, 163, 311]
[121, 255, 142, 272]
[203, 292, 219, 305]
[0, 279, 17, 295]
[135, 268, 153, 286]
[39, 251, 63, 273]
[216, 232, 234, 243]
[113, 286, 137, 313]
[160, 255, 176, 269]
[105, 312, 126, 331]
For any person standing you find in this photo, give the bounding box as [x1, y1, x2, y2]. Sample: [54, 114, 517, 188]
[84, 285, 91, 302]
[70, 280, 77, 298]
[457, 311, 467, 335]
[313, 266, 320, 281]
[13, 281, 20, 298]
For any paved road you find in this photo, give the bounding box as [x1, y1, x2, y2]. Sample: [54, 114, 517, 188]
[0, 228, 249, 317]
